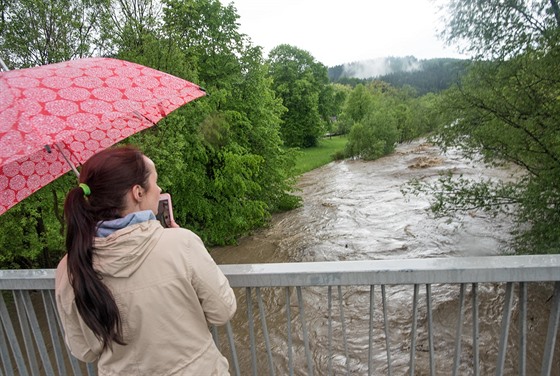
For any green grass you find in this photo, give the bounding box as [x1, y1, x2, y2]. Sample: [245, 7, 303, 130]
[293, 135, 348, 175]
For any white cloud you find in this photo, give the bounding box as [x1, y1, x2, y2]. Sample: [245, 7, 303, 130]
[220, 0, 467, 66]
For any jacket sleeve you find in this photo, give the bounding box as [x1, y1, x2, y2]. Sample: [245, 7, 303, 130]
[55, 258, 103, 363]
[186, 232, 237, 325]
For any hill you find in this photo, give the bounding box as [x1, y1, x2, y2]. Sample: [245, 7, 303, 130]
[328, 56, 470, 95]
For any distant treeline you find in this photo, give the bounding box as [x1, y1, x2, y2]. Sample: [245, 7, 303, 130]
[329, 58, 471, 95]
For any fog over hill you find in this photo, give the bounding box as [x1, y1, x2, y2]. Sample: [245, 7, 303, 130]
[328, 56, 470, 94]
[336, 56, 423, 79]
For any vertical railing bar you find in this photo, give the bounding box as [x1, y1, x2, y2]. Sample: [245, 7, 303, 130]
[246, 287, 257, 376]
[49, 290, 84, 375]
[225, 321, 241, 376]
[368, 285, 374, 376]
[285, 287, 294, 376]
[296, 286, 314, 376]
[382, 285, 392, 376]
[19, 290, 55, 375]
[518, 282, 527, 376]
[13, 291, 39, 375]
[209, 325, 222, 375]
[211, 325, 219, 348]
[452, 283, 466, 376]
[472, 283, 480, 376]
[409, 284, 419, 376]
[426, 284, 435, 376]
[86, 362, 96, 376]
[495, 282, 514, 376]
[41, 290, 66, 375]
[77, 349, 90, 375]
[337, 285, 350, 375]
[0, 320, 12, 376]
[0, 294, 15, 376]
[540, 281, 560, 376]
[256, 287, 276, 376]
[328, 286, 333, 376]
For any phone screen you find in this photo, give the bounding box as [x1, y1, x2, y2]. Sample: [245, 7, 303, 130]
[156, 193, 174, 228]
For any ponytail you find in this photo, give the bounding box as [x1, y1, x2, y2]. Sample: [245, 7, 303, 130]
[64, 146, 148, 350]
[64, 187, 125, 350]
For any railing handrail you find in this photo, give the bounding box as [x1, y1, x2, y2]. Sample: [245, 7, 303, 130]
[220, 255, 560, 286]
[2, 255, 559, 290]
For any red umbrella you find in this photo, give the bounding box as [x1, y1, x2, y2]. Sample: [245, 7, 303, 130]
[0, 57, 206, 215]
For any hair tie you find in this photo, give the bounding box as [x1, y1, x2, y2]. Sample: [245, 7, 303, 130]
[79, 183, 91, 197]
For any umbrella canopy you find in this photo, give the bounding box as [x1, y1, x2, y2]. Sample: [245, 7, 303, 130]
[0, 57, 206, 215]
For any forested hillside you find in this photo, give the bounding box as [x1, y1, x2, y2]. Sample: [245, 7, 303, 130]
[329, 57, 470, 94]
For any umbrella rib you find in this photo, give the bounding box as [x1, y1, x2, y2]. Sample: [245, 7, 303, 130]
[133, 110, 156, 126]
[0, 57, 9, 71]
[51, 143, 80, 178]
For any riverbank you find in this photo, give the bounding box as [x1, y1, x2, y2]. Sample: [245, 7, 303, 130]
[293, 135, 348, 175]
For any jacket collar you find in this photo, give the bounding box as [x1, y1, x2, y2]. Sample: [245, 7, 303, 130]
[97, 210, 156, 238]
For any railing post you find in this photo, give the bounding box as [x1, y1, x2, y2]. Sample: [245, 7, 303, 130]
[496, 283, 514, 376]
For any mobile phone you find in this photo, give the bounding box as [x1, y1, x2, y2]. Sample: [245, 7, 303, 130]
[156, 193, 174, 228]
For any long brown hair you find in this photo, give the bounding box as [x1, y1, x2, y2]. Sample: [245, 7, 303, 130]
[64, 146, 150, 350]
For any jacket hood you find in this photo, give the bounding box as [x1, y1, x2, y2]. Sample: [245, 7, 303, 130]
[93, 220, 164, 278]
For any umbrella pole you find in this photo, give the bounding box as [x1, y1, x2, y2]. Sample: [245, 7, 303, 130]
[52, 143, 80, 178]
[0, 57, 9, 71]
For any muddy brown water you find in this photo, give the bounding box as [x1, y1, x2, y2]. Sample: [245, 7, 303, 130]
[210, 140, 559, 375]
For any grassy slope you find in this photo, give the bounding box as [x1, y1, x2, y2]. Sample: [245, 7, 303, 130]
[293, 135, 348, 175]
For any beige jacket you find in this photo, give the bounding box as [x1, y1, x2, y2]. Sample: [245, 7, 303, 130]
[55, 220, 236, 376]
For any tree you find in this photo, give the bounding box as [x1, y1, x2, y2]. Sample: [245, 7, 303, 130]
[0, 0, 110, 68]
[441, 0, 560, 60]
[343, 84, 401, 160]
[130, 0, 299, 245]
[416, 0, 560, 254]
[267, 44, 332, 147]
[345, 109, 399, 160]
[343, 84, 375, 124]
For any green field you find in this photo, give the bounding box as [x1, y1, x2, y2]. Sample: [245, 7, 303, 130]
[293, 135, 348, 175]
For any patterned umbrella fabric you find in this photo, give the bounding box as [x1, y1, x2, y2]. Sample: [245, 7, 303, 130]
[0, 57, 206, 215]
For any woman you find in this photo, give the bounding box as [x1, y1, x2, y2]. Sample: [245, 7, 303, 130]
[55, 146, 236, 375]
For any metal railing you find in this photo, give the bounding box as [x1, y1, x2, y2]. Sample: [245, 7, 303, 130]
[1, 255, 559, 375]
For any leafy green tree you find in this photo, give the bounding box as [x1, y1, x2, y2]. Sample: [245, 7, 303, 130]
[342, 78, 442, 161]
[345, 109, 399, 160]
[0, 173, 76, 268]
[267, 44, 332, 147]
[137, 0, 298, 245]
[442, 0, 560, 60]
[414, 0, 560, 254]
[343, 84, 375, 124]
[343, 85, 400, 160]
[0, 0, 110, 68]
[409, 93, 442, 136]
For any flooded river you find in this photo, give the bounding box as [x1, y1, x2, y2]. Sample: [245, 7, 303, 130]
[211, 140, 517, 266]
[210, 140, 558, 375]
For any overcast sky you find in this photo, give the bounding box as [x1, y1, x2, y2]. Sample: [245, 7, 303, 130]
[219, 0, 466, 67]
